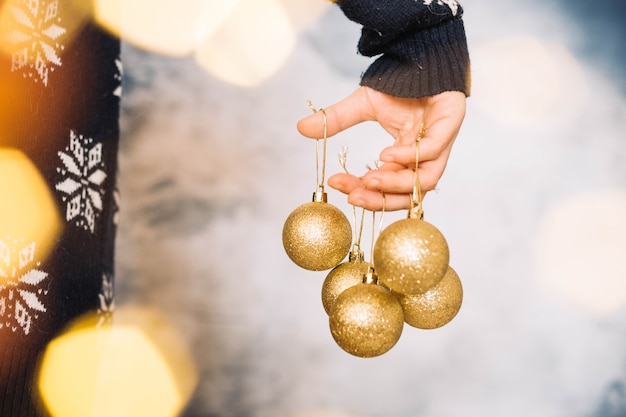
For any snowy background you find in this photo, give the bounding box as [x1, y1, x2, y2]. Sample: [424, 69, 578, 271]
[115, 0, 626, 416]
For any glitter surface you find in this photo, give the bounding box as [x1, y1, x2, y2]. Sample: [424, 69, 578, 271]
[321, 260, 372, 315]
[397, 266, 463, 329]
[374, 218, 449, 295]
[329, 283, 404, 358]
[282, 201, 352, 271]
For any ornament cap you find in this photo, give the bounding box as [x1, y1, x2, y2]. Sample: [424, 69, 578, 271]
[348, 246, 365, 262]
[408, 204, 424, 220]
[362, 268, 378, 285]
[312, 190, 328, 203]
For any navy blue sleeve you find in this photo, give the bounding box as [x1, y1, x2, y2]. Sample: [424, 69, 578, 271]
[335, 0, 471, 98]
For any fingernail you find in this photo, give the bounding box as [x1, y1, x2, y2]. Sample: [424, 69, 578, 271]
[328, 177, 340, 188]
[379, 152, 392, 162]
[349, 196, 364, 207]
[363, 177, 380, 188]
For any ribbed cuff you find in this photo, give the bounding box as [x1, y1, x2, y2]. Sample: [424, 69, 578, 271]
[360, 17, 471, 99]
[0, 344, 48, 416]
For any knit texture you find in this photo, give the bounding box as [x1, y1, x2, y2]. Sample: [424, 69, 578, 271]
[361, 17, 470, 98]
[337, 0, 471, 98]
[0, 1, 120, 414]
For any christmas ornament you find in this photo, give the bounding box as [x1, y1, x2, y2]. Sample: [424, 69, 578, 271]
[374, 124, 450, 295]
[285, 116, 464, 357]
[374, 218, 449, 295]
[282, 106, 352, 271]
[283, 195, 352, 270]
[321, 175, 371, 314]
[321, 247, 371, 315]
[396, 266, 463, 329]
[329, 270, 404, 358]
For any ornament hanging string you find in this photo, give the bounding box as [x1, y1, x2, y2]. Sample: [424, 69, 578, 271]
[362, 160, 386, 268]
[371, 160, 386, 239]
[307, 101, 328, 194]
[370, 191, 386, 267]
[339, 146, 366, 253]
[409, 123, 427, 220]
[361, 190, 384, 283]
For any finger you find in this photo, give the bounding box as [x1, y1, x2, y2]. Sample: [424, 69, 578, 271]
[379, 142, 442, 166]
[346, 188, 413, 211]
[327, 173, 409, 211]
[327, 172, 363, 195]
[414, 159, 448, 192]
[296, 87, 373, 139]
[381, 115, 463, 166]
[361, 159, 447, 194]
[376, 161, 406, 172]
[379, 138, 455, 175]
[327, 162, 407, 193]
[361, 168, 416, 194]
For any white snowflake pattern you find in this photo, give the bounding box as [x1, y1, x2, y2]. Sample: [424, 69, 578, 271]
[113, 58, 123, 98]
[96, 272, 115, 327]
[112, 187, 120, 226]
[55, 131, 107, 233]
[423, 0, 459, 16]
[0, 238, 49, 335]
[1, 0, 66, 86]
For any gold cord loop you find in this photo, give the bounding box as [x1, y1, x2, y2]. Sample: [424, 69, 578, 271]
[307, 101, 329, 202]
[307, 101, 329, 194]
[409, 123, 426, 219]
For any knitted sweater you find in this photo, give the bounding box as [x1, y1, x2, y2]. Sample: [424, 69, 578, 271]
[0, 2, 120, 414]
[335, 0, 471, 98]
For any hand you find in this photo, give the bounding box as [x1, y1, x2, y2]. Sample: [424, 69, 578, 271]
[296, 86, 466, 211]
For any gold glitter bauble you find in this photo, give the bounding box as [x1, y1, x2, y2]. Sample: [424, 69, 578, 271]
[374, 218, 449, 295]
[321, 252, 371, 315]
[282, 201, 352, 271]
[396, 266, 463, 329]
[329, 283, 404, 358]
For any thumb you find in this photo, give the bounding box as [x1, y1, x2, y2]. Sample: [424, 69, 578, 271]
[296, 87, 373, 139]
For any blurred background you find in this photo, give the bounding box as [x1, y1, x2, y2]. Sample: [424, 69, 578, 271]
[107, 0, 626, 416]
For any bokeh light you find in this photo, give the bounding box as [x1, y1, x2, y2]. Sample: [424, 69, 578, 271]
[280, 0, 332, 31]
[0, 148, 61, 284]
[194, 0, 296, 87]
[0, 0, 90, 68]
[90, 0, 326, 87]
[534, 189, 626, 317]
[93, 0, 240, 56]
[471, 36, 588, 128]
[286, 411, 365, 417]
[38, 306, 198, 417]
